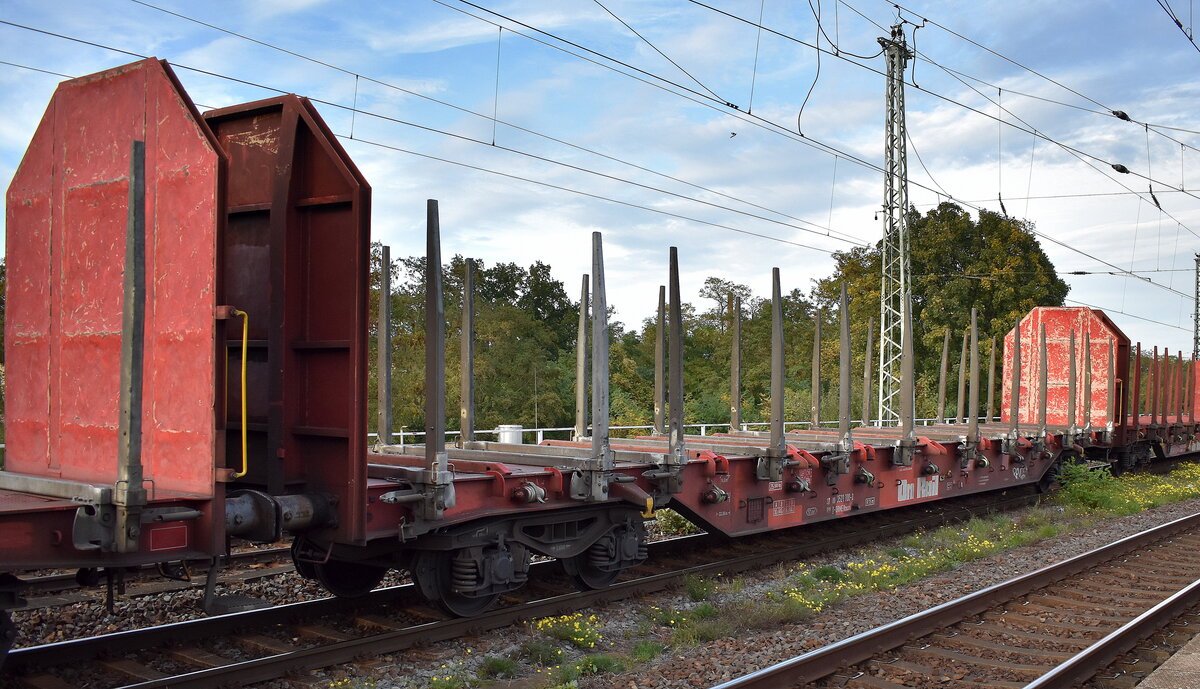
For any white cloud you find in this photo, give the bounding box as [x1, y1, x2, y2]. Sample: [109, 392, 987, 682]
[2, 0, 1199, 352]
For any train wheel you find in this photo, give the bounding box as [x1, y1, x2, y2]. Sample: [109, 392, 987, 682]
[289, 538, 318, 580]
[412, 550, 499, 617]
[311, 559, 387, 598]
[559, 552, 621, 590]
[1037, 460, 1064, 493]
[1, 609, 15, 663]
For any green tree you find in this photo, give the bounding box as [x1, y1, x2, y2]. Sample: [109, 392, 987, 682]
[367, 249, 583, 440]
[812, 203, 1068, 419]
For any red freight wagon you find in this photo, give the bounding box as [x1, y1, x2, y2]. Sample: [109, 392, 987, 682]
[2, 59, 1196, 656]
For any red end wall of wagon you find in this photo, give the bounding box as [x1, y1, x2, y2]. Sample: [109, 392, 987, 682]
[4, 59, 223, 497]
[1001, 307, 1130, 429]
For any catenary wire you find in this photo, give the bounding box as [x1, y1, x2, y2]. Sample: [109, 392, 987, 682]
[345, 137, 839, 253]
[810, 1, 1200, 262]
[0, 57, 839, 255]
[430, 0, 1200, 296]
[675, 0, 1200, 264]
[905, 129, 951, 199]
[2, 12, 1193, 300]
[442, 0, 1198, 218]
[126, 0, 860, 243]
[1065, 298, 1190, 331]
[872, 0, 1200, 154]
[591, 0, 725, 102]
[0, 21, 866, 250]
[911, 189, 1200, 205]
[819, 1, 1200, 207]
[3, 59, 1188, 336]
[1156, 0, 1200, 53]
[434, 2, 1200, 304]
[886, 0, 1200, 118]
[635, 3, 1200, 298]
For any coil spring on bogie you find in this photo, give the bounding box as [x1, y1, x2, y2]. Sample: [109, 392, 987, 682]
[451, 556, 479, 591]
[587, 540, 612, 569]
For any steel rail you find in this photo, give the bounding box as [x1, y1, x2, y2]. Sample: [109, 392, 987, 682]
[709, 510, 1200, 689]
[5, 492, 1041, 684]
[115, 493, 1044, 689]
[18, 546, 291, 597]
[1024, 576, 1200, 689]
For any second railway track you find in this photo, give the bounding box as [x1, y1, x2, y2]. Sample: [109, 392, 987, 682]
[712, 510, 1200, 689]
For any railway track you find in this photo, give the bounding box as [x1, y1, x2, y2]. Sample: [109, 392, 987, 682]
[3, 490, 1042, 688]
[711, 511, 1200, 689]
[17, 547, 291, 605]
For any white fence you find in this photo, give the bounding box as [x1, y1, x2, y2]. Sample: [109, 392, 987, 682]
[370, 416, 987, 445]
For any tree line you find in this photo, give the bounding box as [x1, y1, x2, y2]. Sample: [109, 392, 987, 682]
[369, 203, 1071, 438]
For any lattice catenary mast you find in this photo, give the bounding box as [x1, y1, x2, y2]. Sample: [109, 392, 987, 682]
[876, 24, 914, 426]
[1194, 253, 1200, 360]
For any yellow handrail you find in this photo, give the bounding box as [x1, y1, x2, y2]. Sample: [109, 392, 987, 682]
[230, 308, 249, 479]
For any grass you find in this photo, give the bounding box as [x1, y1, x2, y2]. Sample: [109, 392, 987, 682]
[477, 655, 518, 679]
[1055, 460, 1200, 514]
[655, 508, 701, 535]
[684, 574, 717, 601]
[518, 638, 567, 666]
[631, 641, 665, 662]
[535, 612, 602, 649]
[552, 654, 625, 683]
[652, 459, 1200, 648]
[647, 604, 689, 627]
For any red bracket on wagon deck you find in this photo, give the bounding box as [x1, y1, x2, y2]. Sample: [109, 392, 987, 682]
[916, 436, 948, 456]
[696, 450, 729, 477]
[851, 440, 876, 462]
[786, 445, 819, 469]
[485, 470, 507, 497]
[544, 467, 565, 496]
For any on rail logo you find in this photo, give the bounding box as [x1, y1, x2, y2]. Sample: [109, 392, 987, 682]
[897, 476, 939, 502]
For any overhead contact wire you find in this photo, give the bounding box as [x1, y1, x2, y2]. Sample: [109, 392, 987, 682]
[0, 21, 864, 252]
[125, 0, 857, 241]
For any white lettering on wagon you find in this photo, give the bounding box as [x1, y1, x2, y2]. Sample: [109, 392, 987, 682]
[897, 476, 939, 502]
[826, 492, 853, 515]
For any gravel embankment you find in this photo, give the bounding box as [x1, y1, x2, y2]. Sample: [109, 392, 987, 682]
[12, 498, 1200, 688]
[303, 497, 1200, 689]
[580, 498, 1200, 689]
[11, 525, 684, 648]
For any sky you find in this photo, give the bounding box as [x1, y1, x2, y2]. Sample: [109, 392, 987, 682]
[1, 0, 1199, 354]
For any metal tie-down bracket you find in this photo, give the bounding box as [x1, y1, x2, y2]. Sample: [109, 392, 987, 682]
[1002, 316, 1025, 460]
[892, 296, 918, 467]
[572, 232, 617, 503]
[382, 200, 458, 522]
[758, 268, 798, 482]
[642, 247, 686, 495]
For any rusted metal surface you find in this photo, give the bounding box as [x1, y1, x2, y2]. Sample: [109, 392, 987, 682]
[709, 511, 1200, 689]
[1, 59, 224, 568]
[5, 58, 223, 497]
[1001, 307, 1130, 437]
[203, 96, 371, 544]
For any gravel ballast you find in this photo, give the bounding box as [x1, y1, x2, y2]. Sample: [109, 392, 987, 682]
[11, 497, 1200, 688]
